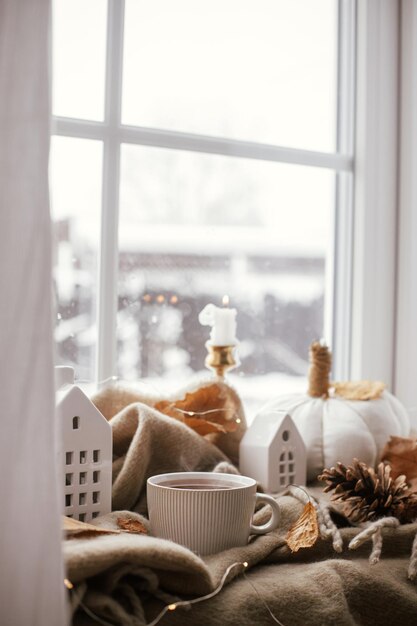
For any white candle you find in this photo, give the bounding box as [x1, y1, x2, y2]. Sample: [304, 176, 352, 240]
[199, 302, 237, 346]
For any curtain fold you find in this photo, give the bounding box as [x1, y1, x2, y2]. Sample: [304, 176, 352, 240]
[0, 0, 67, 623]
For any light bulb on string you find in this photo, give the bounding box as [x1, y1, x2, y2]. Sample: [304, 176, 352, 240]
[69, 560, 287, 626]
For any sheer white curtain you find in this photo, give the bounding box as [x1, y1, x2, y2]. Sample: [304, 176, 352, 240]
[0, 0, 67, 623]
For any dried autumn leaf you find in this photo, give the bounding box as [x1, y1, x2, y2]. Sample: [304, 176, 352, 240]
[63, 516, 120, 539]
[333, 380, 386, 401]
[286, 502, 319, 553]
[381, 436, 417, 487]
[117, 517, 148, 534]
[155, 384, 239, 435]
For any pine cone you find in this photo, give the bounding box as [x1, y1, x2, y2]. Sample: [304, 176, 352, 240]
[319, 459, 416, 523]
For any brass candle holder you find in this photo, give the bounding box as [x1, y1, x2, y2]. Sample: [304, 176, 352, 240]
[205, 343, 239, 378]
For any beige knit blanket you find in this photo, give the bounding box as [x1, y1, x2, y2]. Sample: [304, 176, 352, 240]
[65, 383, 417, 626]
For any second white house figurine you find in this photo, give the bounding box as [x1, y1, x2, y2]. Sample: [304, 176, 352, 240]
[56, 366, 112, 522]
[240, 410, 307, 493]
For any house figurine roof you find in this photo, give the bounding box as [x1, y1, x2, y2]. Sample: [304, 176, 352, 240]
[56, 366, 112, 523]
[56, 368, 111, 436]
[239, 410, 307, 493]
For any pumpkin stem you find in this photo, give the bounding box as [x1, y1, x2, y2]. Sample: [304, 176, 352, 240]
[308, 341, 331, 398]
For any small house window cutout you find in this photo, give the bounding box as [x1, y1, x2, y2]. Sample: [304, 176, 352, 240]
[239, 411, 307, 493]
[56, 366, 112, 523]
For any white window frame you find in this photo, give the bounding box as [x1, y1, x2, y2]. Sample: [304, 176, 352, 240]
[52, 0, 358, 384]
[351, 0, 417, 431]
[351, 0, 400, 390]
[395, 0, 417, 430]
[350, 0, 417, 433]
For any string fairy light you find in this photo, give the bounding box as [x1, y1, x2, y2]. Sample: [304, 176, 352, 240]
[170, 406, 242, 426]
[242, 571, 286, 626]
[145, 561, 248, 626]
[172, 407, 227, 417]
[169, 406, 234, 418]
[65, 560, 288, 626]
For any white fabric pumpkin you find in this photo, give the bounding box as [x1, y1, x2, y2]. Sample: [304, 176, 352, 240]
[262, 343, 411, 482]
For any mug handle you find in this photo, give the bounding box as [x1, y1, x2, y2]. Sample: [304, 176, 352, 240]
[249, 493, 281, 535]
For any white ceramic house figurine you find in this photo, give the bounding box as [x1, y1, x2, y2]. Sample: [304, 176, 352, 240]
[239, 411, 307, 493]
[55, 366, 112, 522]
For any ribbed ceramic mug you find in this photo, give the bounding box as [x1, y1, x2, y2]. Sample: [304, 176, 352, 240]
[147, 471, 281, 555]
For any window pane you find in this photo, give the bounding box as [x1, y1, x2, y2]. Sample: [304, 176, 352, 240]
[118, 145, 334, 414]
[50, 136, 103, 381]
[122, 0, 337, 151]
[52, 0, 107, 121]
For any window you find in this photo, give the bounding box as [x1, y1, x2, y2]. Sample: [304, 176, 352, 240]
[51, 0, 355, 416]
[50, 135, 102, 382]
